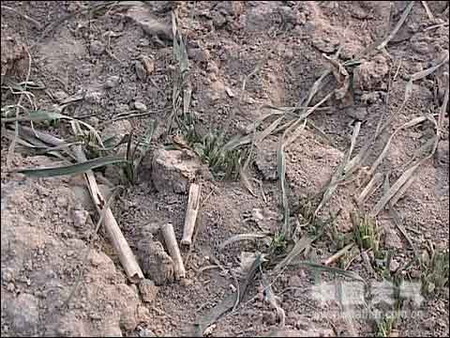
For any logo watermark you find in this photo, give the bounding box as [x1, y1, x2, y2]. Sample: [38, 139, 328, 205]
[309, 280, 425, 320]
[312, 309, 425, 321]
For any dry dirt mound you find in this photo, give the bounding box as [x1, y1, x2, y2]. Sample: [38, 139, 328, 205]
[1, 155, 149, 337]
[1, 1, 449, 337]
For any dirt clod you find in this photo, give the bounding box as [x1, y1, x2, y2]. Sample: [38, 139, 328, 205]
[354, 55, 390, 91]
[151, 148, 203, 194]
[139, 279, 159, 303]
[345, 106, 368, 120]
[105, 75, 120, 89]
[90, 40, 105, 56]
[72, 208, 90, 228]
[1, 1, 448, 337]
[5, 293, 39, 335]
[126, 5, 172, 43]
[381, 220, 404, 250]
[136, 238, 174, 285]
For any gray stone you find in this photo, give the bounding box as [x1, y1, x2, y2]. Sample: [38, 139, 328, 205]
[72, 209, 89, 228]
[254, 139, 278, 181]
[134, 101, 147, 112]
[135, 60, 147, 81]
[90, 41, 105, 56]
[187, 47, 210, 63]
[138, 327, 157, 337]
[312, 37, 339, 53]
[120, 306, 138, 331]
[2, 267, 14, 283]
[105, 75, 120, 89]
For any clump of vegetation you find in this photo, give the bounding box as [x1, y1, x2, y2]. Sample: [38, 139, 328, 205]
[420, 247, 449, 295]
[170, 13, 249, 180]
[375, 311, 399, 338]
[176, 112, 250, 180]
[352, 211, 381, 257]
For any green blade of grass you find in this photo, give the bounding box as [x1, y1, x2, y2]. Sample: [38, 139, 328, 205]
[2, 109, 105, 148]
[223, 134, 252, 151]
[1, 109, 64, 123]
[16, 156, 129, 178]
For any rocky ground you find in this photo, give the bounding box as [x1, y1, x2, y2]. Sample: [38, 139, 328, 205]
[1, 1, 449, 337]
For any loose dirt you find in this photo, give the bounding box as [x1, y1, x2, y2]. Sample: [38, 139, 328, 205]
[1, 1, 449, 337]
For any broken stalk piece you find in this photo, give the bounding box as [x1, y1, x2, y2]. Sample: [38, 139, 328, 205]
[73, 145, 144, 283]
[181, 183, 201, 246]
[161, 223, 186, 279]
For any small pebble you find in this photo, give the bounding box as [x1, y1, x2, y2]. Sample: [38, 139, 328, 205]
[140, 55, 155, 74]
[225, 87, 235, 97]
[73, 209, 89, 227]
[135, 61, 147, 81]
[2, 268, 14, 283]
[137, 326, 156, 337]
[180, 278, 193, 287]
[53, 90, 69, 102]
[389, 259, 400, 273]
[212, 12, 227, 28]
[90, 40, 105, 56]
[104, 76, 120, 89]
[134, 101, 147, 112]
